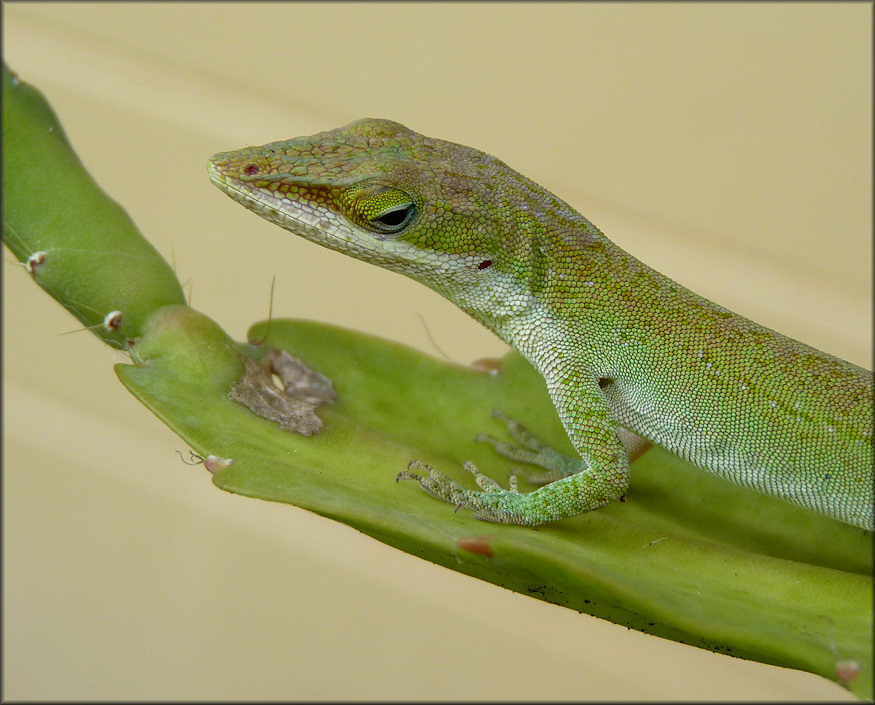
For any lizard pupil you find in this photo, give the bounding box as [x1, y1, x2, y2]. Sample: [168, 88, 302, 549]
[372, 204, 414, 231]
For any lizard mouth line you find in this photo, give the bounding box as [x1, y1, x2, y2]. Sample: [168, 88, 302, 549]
[207, 162, 233, 192]
[207, 164, 347, 249]
[207, 168, 267, 212]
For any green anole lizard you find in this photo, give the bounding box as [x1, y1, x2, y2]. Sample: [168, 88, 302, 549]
[208, 119, 873, 530]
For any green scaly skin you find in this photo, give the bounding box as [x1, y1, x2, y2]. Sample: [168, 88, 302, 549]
[208, 118, 873, 530]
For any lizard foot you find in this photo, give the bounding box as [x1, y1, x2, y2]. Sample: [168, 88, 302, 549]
[475, 409, 585, 485]
[397, 459, 540, 524]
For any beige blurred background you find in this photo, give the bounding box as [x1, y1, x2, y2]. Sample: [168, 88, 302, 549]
[3, 3, 869, 700]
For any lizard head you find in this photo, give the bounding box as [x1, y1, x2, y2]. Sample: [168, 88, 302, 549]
[209, 118, 599, 322]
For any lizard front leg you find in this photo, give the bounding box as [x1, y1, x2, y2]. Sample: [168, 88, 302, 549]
[474, 410, 651, 486]
[398, 362, 630, 525]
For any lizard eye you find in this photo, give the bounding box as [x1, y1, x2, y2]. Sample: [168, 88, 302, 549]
[369, 202, 416, 233]
[341, 183, 416, 234]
